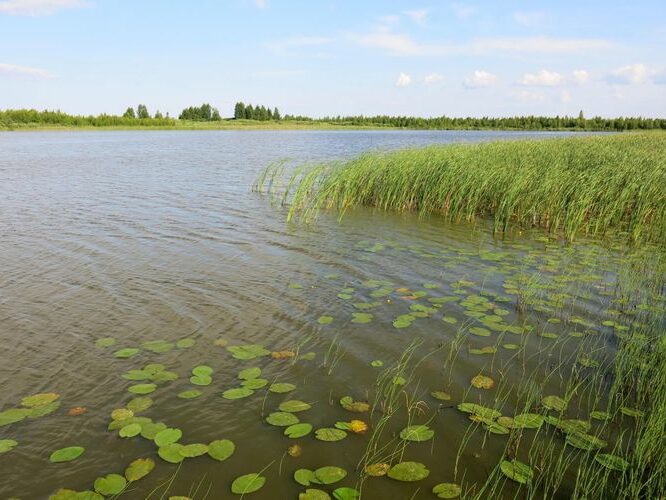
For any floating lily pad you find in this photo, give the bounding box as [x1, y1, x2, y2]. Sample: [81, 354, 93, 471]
[433, 482, 462, 498]
[140, 422, 167, 440]
[176, 338, 196, 348]
[128, 383, 156, 394]
[95, 337, 116, 348]
[457, 403, 501, 420]
[0, 439, 18, 454]
[590, 410, 612, 421]
[370, 360, 384, 367]
[178, 390, 203, 399]
[179, 443, 209, 457]
[231, 473, 266, 495]
[50, 446, 85, 463]
[228, 344, 270, 360]
[399, 425, 434, 442]
[332, 487, 360, 500]
[269, 383, 296, 394]
[239, 367, 262, 380]
[208, 439, 235, 461]
[620, 407, 644, 418]
[500, 459, 533, 484]
[364, 463, 390, 476]
[154, 428, 182, 447]
[125, 457, 155, 481]
[158, 443, 184, 463]
[299, 489, 331, 500]
[114, 348, 139, 359]
[223, 387, 254, 400]
[142, 340, 174, 354]
[50, 489, 103, 500]
[542, 395, 567, 412]
[431, 391, 451, 401]
[22, 392, 60, 408]
[285, 423, 313, 438]
[351, 313, 373, 324]
[279, 400, 311, 412]
[595, 453, 629, 471]
[513, 413, 544, 429]
[295, 468, 316, 486]
[127, 397, 153, 412]
[119, 423, 142, 438]
[94, 474, 126, 496]
[470, 375, 495, 389]
[242, 378, 268, 389]
[565, 432, 607, 451]
[190, 374, 212, 386]
[315, 428, 347, 442]
[313, 466, 346, 484]
[0, 408, 30, 426]
[192, 365, 213, 377]
[111, 408, 134, 421]
[340, 396, 370, 413]
[318, 316, 333, 325]
[469, 327, 491, 337]
[266, 412, 300, 427]
[387, 461, 430, 482]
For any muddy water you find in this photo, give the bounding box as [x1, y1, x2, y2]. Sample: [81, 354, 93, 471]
[0, 130, 643, 499]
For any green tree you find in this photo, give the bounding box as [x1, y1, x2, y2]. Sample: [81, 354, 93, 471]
[154, 110, 163, 119]
[123, 107, 136, 119]
[234, 102, 245, 119]
[273, 107, 281, 120]
[245, 104, 254, 119]
[137, 104, 150, 119]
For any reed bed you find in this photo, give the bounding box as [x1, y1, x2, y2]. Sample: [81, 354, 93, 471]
[255, 133, 666, 244]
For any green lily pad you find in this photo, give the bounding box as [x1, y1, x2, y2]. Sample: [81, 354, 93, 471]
[125, 457, 155, 481]
[513, 413, 544, 429]
[351, 313, 373, 324]
[140, 422, 167, 439]
[94, 474, 126, 496]
[318, 316, 334, 325]
[179, 443, 209, 457]
[0, 439, 18, 454]
[178, 389, 203, 399]
[227, 344, 271, 360]
[242, 378, 268, 389]
[595, 453, 629, 471]
[387, 461, 430, 482]
[154, 428, 182, 447]
[176, 338, 196, 348]
[158, 443, 184, 463]
[239, 367, 262, 380]
[192, 365, 213, 377]
[315, 428, 347, 442]
[299, 489, 330, 500]
[128, 383, 156, 395]
[285, 423, 313, 438]
[542, 395, 567, 412]
[50, 489, 103, 500]
[0, 408, 30, 426]
[269, 383, 296, 394]
[190, 374, 212, 386]
[399, 425, 434, 442]
[127, 397, 153, 412]
[332, 487, 360, 500]
[313, 466, 347, 484]
[223, 387, 254, 400]
[114, 348, 139, 359]
[22, 392, 60, 408]
[28, 401, 60, 418]
[50, 446, 85, 463]
[433, 482, 462, 498]
[231, 473, 266, 495]
[590, 410, 612, 421]
[142, 340, 174, 353]
[500, 459, 533, 484]
[370, 360, 384, 367]
[457, 403, 501, 420]
[431, 391, 451, 401]
[620, 407, 645, 418]
[208, 439, 235, 461]
[565, 433, 607, 451]
[95, 337, 116, 348]
[279, 400, 311, 412]
[294, 468, 316, 486]
[266, 412, 300, 427]
[119, 423, 142, 438]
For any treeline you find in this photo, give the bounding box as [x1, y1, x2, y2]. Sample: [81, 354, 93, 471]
[178, 103, 221, 121]
[284, 114, 666, 131]
[0, 108, 176, 128]
[233, 102, 281, 121]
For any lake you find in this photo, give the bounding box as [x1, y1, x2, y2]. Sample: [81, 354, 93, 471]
[0, 130, 658, 499]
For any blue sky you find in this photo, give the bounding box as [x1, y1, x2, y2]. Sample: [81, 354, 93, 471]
[1, 0, 665, 118]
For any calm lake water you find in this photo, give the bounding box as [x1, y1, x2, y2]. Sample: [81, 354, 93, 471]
[0, 130, 651, 499]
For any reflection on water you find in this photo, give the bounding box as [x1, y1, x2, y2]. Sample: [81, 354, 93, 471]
[0, 130, 660, 499]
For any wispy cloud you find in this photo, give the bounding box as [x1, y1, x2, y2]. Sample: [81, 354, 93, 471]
[607, 63, 650, 84]
[252, 0, 268, 8]
[424, 73, 444, 84]
[0, 62, 53, 78]
[519, 69, 564, 87]
[464, 70, 497, 89]
[404, 9, 427, 25]
[0, 0, 88, 16]
[268, 36, 331, 55]
[513, 11, 546, 27]
[572, 69, 589, 84]
[395, 72, 412, 87]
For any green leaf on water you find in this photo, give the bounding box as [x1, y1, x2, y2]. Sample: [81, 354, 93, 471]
[178, 390, 203, 399]
[313, 466, 347, 484]
[142, 340, 174, 354]
[158, 443, 184, 463]
[542, 395, 567, 412]
[176, 338, 196, 348]
[513, 413, 544, 429]
[0, 408, 30, 426]
[242, 378, 268, 390]
[318, 316, 333, 325]
[370, 360, 384, 367]
[595, 453, 629, 472]
[179, 443, 209, 458]
[21, 392, 60, 408]
[119, 423, 142, 438]
[591, 410, 612, 421]
[431, 391, 451, 401]
[125, 457, 155, 481]
[239, 367, 262, 380]
[140, 422, 166, 440]
[50, 489, 103, 500]
[399, 425, 434, 442]
[28, 401, 60, 418]
[114, 348, 139, 359]
[49, 446, 85, 463]
[269, 383, 296, 394]
[332, 487, 360, 500]
[351, 313, 373, 324]
[299, 489, 330, 500]
[128, 383, 156, 395]
[620, 407, 645, 418]
[0, 439, 18, 454]
[565, 432, 607, 451]
[315, 428, 347, 442]
[189, 374, 212, 386]
[387, 461, 430, 482]
[95, 337, 116, 348]
[294, 468, 316, 486]
[266, 412, 300, 427]
[500, 459, 533, 484]
[227, 344, 271, 360]
[94, 474, 126, 496]
[222, 387, 254, 400]
[154, 428, 182, 447]
[432, 482, 462, 498]
[284, 423, 312, 438]
[208, 439, 235, 461]
[231, 473, 266, 495]
[127, 397, 153, 413]
[192, 365, 213, 377]
[279, 400, 311, 412]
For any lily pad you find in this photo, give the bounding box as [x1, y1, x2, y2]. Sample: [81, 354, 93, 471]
[387, 461, 430, 482]
[128, 383, 157, 395]
[299, 489, 330, 500]
[119, 423, 142, 438]
[279, 400, 311, 413]
[114, 348, 139, 359]
[399, 425, 434, 442]
[179, 443, 209, 457]
[239, 367, 262, 380]
[351, 313, 373, 324]
[620, 407, 645, 418]
[590, 410, 611, 421]
[433, 483, 462, 498]
[95, 337, 116, 348]
[294, 468, 316, 486]
[500, 459, 533, 484]
[0, 439, 18, 454]
[269, 383, 296, 394]
[127, 397, 153, 412]
[565, 432, 607, 451]
[176, 338, 196, 348]
[313, 466, 347, 484]
[318, 316, 334, 325]
[470, 375, 495, 389]
[0, 408, 30, 426]
[266, 412, 300, 427]
[228, 344, 271, 360]
[223, 387, 254, 400]
[189, 375, 212, 386]
[50, 446, 85, 463]
[332, 487, 360, 500]
[140, 422, 167, 439]
[595, 453, 629, 471]
[513, 413, 544, 429]
[208, 439, 235, 461]
[315, 428, 347, 442]
[94, 474, 126, 496]
[370, 360, 384, 367]
[154, 428, 182, 447]
[364, 463, 390, 476]
[242, 378, 268, 389]
[431, 391, 452, 401]
[158, 443, 184, 463]
[285, 423, 313, 438]
[22, 392, 60, 408]
[231, 473, 266, 495]
[340, 396, 369, 413]
[542, 395, 567, 412]
[457, 403, 501, 420]
[125, 457, 155, 481]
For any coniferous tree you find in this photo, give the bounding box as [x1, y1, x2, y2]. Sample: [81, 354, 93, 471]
[273, 107, 281, 120]
[234, 102, 246, 119]
[245, 104, 254, 120]
[137, 104, 150, 119]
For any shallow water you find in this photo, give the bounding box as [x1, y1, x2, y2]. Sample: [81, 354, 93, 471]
[0, 130, 657, 499]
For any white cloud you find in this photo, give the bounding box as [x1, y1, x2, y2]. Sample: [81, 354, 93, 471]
[572, 70, 589, 84]
[395, 72, 412, 87]
[0, 62, 53, 78]
[252, 0, 267, 8]
[0, 0, 87, 15]
[608, 63, 649, 84]
[560, 90, 572, 103]
[269, 36, 331, 55]
[464, 70, 497, 89]
[424, 73, 444, 84]
[513, 11, 546, 27]
[404, 9, 427, 25]
[519, 69, 564, 87]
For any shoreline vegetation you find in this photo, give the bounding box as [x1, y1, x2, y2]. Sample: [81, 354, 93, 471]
[1, 106, 665, 132]
[255, 132, 666, 245]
